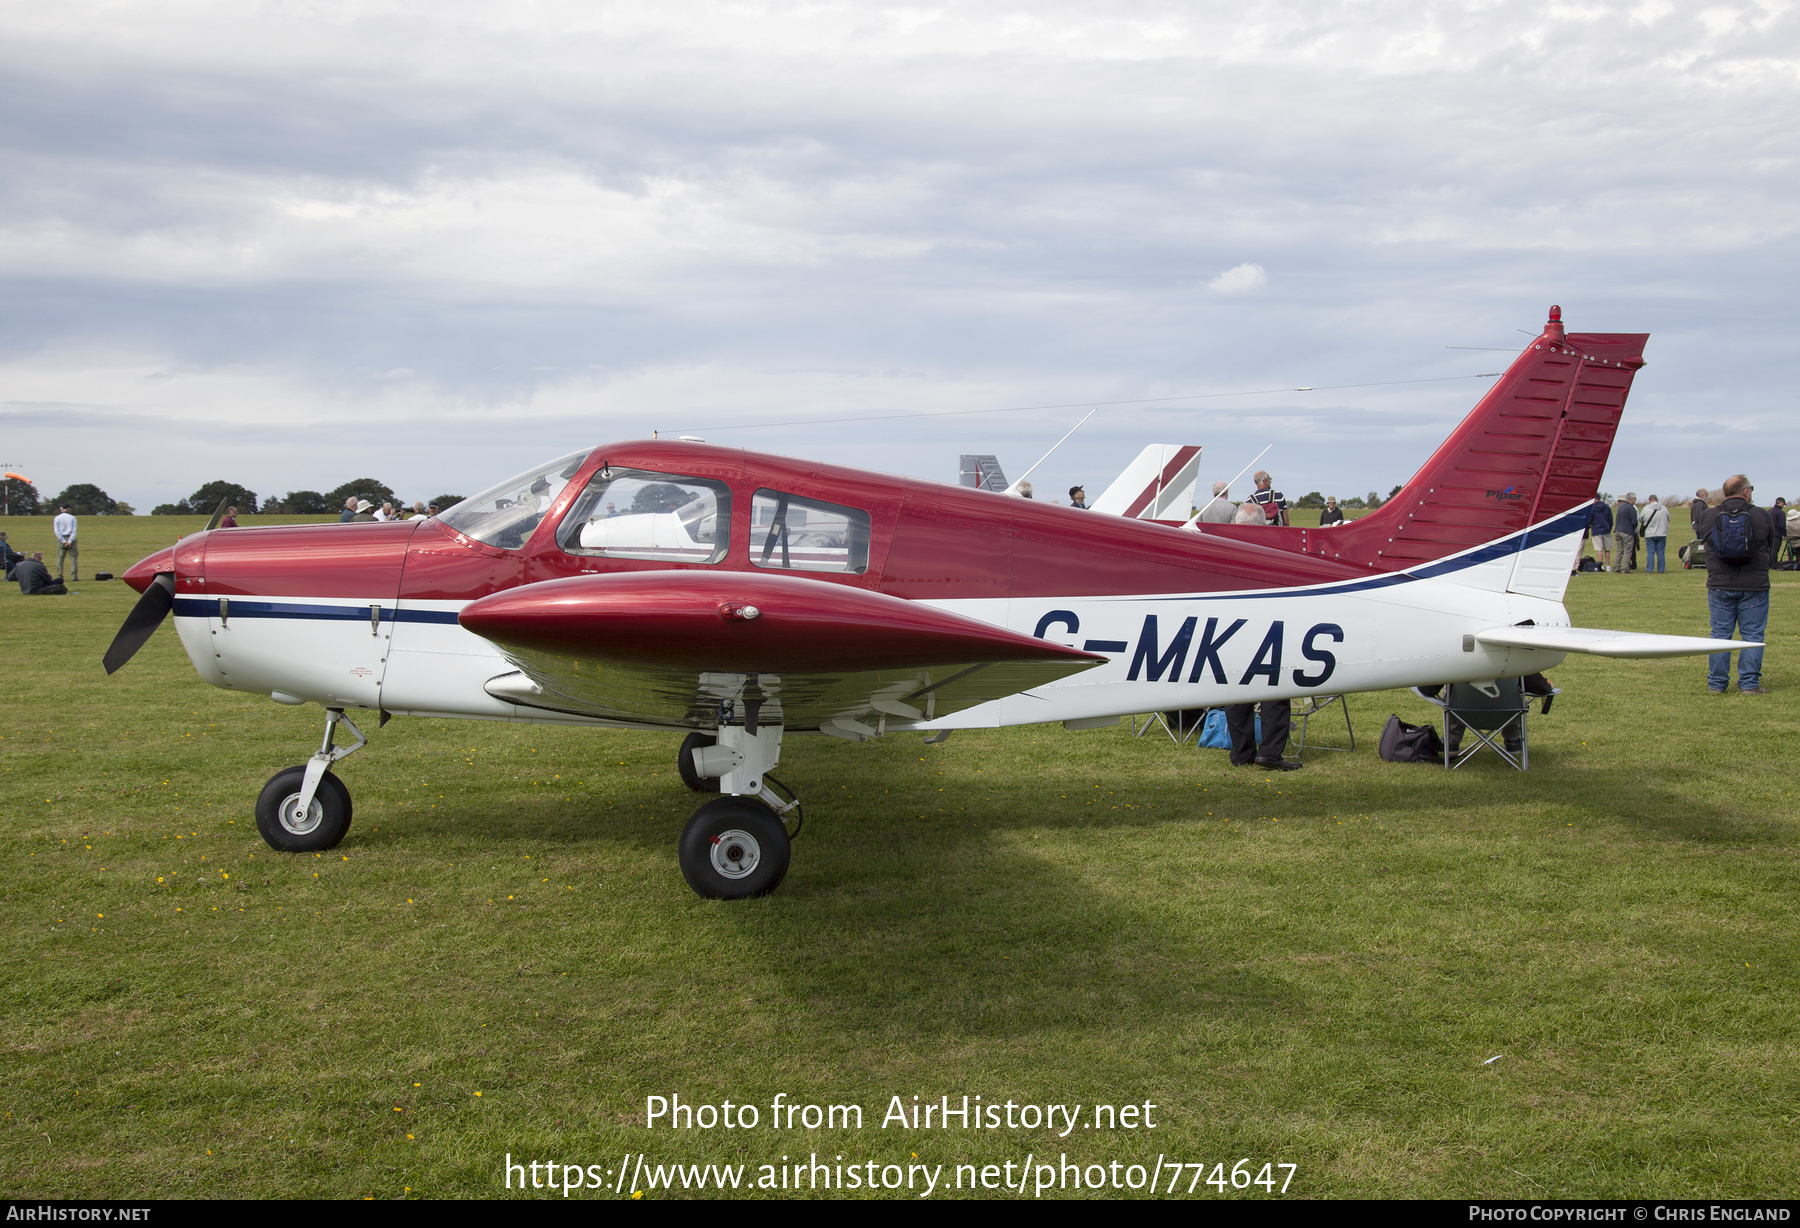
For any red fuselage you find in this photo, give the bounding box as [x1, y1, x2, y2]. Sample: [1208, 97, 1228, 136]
[125, 441, 1365, 605]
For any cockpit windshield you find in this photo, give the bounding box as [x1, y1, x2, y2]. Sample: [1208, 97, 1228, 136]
[438, 449, 592, 550]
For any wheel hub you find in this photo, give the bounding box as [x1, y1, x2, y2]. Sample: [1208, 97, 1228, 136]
[278, 793, 324, 836]
[709, 829, 761, 879]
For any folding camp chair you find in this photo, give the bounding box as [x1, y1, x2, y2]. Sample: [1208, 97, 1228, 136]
[1133, 708, 1207, 745]
[1291, 694, 1353, 757]
[1415, 679, 1559, 771]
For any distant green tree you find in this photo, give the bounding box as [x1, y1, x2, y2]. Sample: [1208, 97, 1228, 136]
[632, 483, 689, 514]
[269, 490, 332, 514]
[3, 477, 42, 516]
[325, 478, 397, 510]
[1365, 490, 1382, 509]
[185, 481, 258, 517]
[1341, 495, 1366, 509]
[151, 503, 186, 515]
[1388, 484, 1403, 500]
[429, 494, 465, 511]
[113, 502, 135, 516]
[1294, 491, 1325, 509]
[50, 483, 119, 515]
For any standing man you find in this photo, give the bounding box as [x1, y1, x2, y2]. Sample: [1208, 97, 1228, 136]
[1318, 496, 1345, 526]
[1612, 493, 1639, 574]
[1588, 497, 1613, 570]
[339, 496, 358, 523]
[1694, 474, 1774, 695]
[1068, 486, 1088, 509]
[52, 503, 77, 582]
[1225, 486, 1299, 770]
[1198, 482, 1236, 524]
[1248, 471, 1290, 525]
[1641, 494, 1670, 573]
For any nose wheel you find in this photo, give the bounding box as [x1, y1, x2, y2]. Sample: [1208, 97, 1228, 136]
[679, 796, 791, 899]
[253, 707, 366, 853]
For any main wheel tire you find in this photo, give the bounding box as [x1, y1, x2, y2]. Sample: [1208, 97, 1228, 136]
[254, 765, 353, 853]
[678, 796, 790, 899]
[677, 732, 720, 793]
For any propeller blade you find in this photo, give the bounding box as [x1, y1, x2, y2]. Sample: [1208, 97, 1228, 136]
[203, 497, 231, 532]
[102, 574, 176, 675]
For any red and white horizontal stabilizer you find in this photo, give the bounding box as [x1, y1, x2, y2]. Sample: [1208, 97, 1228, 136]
[1474, 626, 1757, 659]
[1090, 444, 1202, 519]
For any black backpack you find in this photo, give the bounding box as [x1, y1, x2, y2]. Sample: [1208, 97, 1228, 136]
[1379, 715, 1443, 764]
[1710, 507, 1754, 565]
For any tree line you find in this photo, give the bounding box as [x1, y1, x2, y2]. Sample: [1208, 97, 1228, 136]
[0, 477, 464, 517]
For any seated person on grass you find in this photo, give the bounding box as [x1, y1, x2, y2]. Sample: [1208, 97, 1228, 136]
[14, 552, 67, 595]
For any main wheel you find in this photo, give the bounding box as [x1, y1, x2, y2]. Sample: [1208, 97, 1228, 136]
[255, 765, 353, 853]
[677, 732, 720, 793]
[678, 796, 790, 899]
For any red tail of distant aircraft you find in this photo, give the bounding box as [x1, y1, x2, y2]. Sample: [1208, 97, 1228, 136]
[104, 307, 1745, 899]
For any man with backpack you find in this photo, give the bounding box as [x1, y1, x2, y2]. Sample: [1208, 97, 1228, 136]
[1693, 474, 1775, 694]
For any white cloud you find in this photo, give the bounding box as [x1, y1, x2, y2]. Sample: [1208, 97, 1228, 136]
[1, 1, 1798, 504]
[1208, 262, 1267, 294]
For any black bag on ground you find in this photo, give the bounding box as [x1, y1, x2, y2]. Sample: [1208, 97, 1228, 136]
[1577, 556, 1600, 572]
[1379, 715, 1443, 763]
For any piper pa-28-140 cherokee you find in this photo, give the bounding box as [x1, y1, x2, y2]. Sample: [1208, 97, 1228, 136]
[103, 307, 1749, 899]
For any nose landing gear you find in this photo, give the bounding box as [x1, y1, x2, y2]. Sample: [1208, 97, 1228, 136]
[253, 708, 366, 853]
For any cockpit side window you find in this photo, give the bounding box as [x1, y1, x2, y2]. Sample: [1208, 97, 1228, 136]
[749, 489, 870, 574]
[555, 469, 731, 563]
[439, 449, 591, 550]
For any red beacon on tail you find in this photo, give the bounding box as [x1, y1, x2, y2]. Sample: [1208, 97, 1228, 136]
[104, 307, 1749, 899]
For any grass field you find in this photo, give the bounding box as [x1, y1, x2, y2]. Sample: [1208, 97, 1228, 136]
[1, 512, 1795, 1200]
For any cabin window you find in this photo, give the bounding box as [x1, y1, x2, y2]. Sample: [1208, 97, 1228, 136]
[750, 489, 870, 574]
[554, 469, 731, 563]
[439, 449, 591, 550]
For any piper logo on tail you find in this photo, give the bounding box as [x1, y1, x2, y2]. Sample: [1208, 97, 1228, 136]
[1486, 486, 1526, 501]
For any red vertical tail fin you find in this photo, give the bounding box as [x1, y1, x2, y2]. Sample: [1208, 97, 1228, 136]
[1299, 306, 1647, 571]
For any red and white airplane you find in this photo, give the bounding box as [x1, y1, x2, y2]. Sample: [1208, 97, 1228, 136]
[104, 307, 1745, 898]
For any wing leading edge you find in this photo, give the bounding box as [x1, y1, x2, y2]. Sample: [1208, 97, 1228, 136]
[459, 571, 1103, 731]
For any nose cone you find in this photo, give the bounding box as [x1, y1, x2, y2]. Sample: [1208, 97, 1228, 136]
[123, 546, 176, 594]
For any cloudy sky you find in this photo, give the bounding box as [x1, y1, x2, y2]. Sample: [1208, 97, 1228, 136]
[3, 0, 1797, 512]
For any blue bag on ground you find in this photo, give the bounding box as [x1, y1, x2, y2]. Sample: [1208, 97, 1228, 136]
[1196, 708, 1258, 749]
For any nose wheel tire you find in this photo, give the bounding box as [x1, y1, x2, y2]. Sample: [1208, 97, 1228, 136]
[679, 797, 790, 899]
[677, 732, 721, 793]
[254, 765, 354, 852]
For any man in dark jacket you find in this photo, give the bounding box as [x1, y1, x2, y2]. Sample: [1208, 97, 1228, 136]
[1587, 498, 1613, 569]
[1693, 474, 1774, 694]
[1612, 495, 1639, 573]
[13, 551, 66, 595]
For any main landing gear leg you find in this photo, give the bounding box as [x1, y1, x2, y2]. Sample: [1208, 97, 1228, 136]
[254, 708, 367, 853]
[677, 722, 801, 899]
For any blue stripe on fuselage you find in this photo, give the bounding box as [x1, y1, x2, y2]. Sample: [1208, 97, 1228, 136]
[1130, 504, 1590, 603]
[173, 598, 460, 624]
